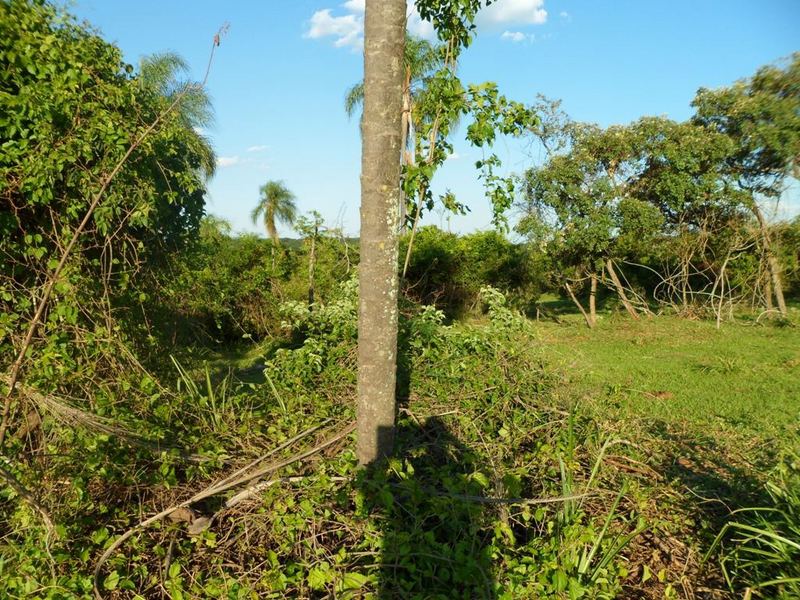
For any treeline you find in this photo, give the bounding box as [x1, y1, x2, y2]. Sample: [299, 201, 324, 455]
[2, 0, 798, 391]
[142, 209, 799, 349]
[515, 56, 800, 325]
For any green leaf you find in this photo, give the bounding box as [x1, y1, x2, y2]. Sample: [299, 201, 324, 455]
[103, 571, 120, 591]
[339, 572, 369, 590]
[307, 565, 330, 590]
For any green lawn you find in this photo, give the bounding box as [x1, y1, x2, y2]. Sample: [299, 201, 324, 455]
[535, 311, 799, 442]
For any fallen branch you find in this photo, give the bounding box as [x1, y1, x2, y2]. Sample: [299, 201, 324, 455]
[441, 491, 590, 506]
[3, 375, 213, 463]
[92, 420, 355, 600]
[225, 475, 349, 509]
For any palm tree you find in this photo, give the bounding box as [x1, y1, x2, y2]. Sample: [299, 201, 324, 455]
[346, 35, 444, 168]
[139, 52, 216, 179]
[250, 180, 297, 246]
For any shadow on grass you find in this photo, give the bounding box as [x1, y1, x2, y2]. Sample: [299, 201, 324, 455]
[646, 420, 772, 535]
[532, 289, 624, 321]
[356, 418, 496, 599]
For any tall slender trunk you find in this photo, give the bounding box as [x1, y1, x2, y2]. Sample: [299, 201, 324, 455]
[765, 273, 774, 312]
[307, 226, 317, 310]
[357, 0, 406, 466]
[399, 66, 412, 229]
[680, 259, 689, 310]
[712, 253, 731, 329]
[605, 259, 639, 320]
[566, 282, 593, 329]
[402, 182, 425, 279]
[589, 273, 597, 327]
[752, 203, 787, 317]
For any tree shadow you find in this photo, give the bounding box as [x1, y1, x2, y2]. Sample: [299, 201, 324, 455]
[357, 417, 497, 599]
[646, 420, 773, 537]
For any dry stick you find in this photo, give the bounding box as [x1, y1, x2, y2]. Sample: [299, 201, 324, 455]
[605, 258, 639, 320]
[3, 375, 215, 463]
[398, 64, 413, 227]
[443, 492, 589, 506]
[752, 202, 787, 317]
[209, 420, 330, 492]
[225, 475, 349, 509]
[0, 29, 225, 449]
[712, 252, 732, 329]
[93, 421, 355, 600]
[612, 259, 652, 315]
[588, 273, 597, 326]
[565, 282, 593, 329]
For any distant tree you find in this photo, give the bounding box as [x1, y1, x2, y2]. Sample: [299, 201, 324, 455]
[199, 214, 232, 244]
[692, 53, 800, 316]
[294, 211, 326, 308]
[520, 123, 662, 324]
[251, 180, 297, 246]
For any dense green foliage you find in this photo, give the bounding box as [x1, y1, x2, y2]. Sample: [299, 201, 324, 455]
[0, 0, 214, 391]
[0, 2, 798, 599]
[401, 226, 543, 315]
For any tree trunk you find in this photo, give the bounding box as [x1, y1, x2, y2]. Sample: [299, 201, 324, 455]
[589, 273, 597, 327]
[765, 273, 774, 313]
[307, 225, 317, 310]
[752, 203, 787, 317]
[399, 66, 412, 229]
[605, 259, 639, 320]
[401, 182, 425, 279]
[566, 282, 593, 329]
[357, 0, 406, 466]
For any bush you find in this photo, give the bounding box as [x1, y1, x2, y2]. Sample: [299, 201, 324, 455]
[709, 450, 800, 598]
[401, 226, 543, 317]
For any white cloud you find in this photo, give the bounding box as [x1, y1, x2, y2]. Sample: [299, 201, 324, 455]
[246, 145, 269, 153]
[342, 0, 364, 12]
[241, 157, 270, 172]
[559, 11, 570, 18]
[407, 10, 435, 40]
[306, 0, 547, 49]
[305, 7, 363, 49]
[446, 151, 462, 161]
[478, 0, 547, 27]
[216, 156, 240, 168]
[501, 30, 534, 43]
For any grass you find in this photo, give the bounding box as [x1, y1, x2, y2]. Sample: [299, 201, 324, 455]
[534, 308, 799, 444]
[4, 283, 799, 598]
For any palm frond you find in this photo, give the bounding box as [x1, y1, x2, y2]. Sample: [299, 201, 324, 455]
[345, 82, 365, 119]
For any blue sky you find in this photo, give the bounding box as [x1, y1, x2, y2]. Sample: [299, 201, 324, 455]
[71, 0, 800, 236]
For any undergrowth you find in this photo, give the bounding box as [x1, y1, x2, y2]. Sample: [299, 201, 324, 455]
[707, 449, 800, 599]
[0, 285, 671, 599]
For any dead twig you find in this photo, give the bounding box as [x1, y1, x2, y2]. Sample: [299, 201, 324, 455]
[224, 475, 349, 509]
[441, 491, 590, 505]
